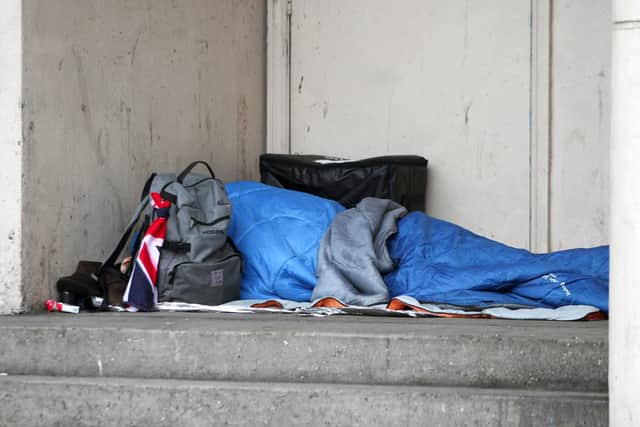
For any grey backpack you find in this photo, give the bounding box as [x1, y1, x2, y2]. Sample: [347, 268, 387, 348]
[100, 161, 242, 307]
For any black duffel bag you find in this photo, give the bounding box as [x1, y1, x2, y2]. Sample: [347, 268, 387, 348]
[260, 154, 428, 211]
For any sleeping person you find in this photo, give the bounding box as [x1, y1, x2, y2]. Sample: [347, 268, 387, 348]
[225, 181, 608, 313]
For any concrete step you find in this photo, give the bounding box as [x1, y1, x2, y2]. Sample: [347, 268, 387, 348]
[0, 375, 608, 427]
[0, 312, 607, 391]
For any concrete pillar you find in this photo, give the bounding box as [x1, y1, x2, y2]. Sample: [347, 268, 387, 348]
[610, 0, 640, 425]
[0, 0, 22, 314]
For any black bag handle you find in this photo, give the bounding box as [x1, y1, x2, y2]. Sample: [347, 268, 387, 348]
[177, 161, 215, 183]
[159, 181, 177, 204]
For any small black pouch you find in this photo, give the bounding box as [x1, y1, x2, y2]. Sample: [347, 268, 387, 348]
[56, 261, 103, 306]
[56, 260, 128, 308]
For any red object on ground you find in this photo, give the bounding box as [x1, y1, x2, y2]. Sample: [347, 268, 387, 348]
[45, 300, 79, 314]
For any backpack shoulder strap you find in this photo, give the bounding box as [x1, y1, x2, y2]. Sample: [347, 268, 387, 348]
[140, 173, 156, 201]
[95, 171, 157, 278]
[96, 196, 149, 277]
[91, 196, 149, 311]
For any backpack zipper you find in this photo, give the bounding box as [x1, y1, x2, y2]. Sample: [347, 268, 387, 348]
[191, 215, 230, 227]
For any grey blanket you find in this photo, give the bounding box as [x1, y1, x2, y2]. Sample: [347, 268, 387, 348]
[312, 198, 408, 306]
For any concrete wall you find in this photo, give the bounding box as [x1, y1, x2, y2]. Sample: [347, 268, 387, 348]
[0, 0, 23, 314]
[610, 2, 640, 424]
[287, 0, 611, 251]
[290, 0, 534, 249]
[550, 0, 611, 250]
[21, 0, 265, 310]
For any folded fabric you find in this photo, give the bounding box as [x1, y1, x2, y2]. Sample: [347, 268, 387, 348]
[123, 192, 171, 311]
[313, 197, 407, 306]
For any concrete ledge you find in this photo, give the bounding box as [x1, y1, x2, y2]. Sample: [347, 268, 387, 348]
[0, 312, 607, 391]
[0, 375, 608, 427]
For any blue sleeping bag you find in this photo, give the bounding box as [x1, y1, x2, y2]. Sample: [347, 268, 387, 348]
[226, 181, 345, 301]
[385, 213, 609, 311]
[226, 181, 609, 312]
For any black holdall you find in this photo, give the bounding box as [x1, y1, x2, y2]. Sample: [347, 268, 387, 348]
[259, 154, 428, 211]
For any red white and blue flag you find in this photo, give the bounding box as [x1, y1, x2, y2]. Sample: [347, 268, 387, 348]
[123, 192, 170, 311]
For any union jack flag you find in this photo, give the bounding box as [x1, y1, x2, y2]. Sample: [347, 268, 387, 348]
[123, 192, 170, 311]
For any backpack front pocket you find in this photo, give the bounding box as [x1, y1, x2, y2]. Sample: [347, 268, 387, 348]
[167, 254, 242, 305]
